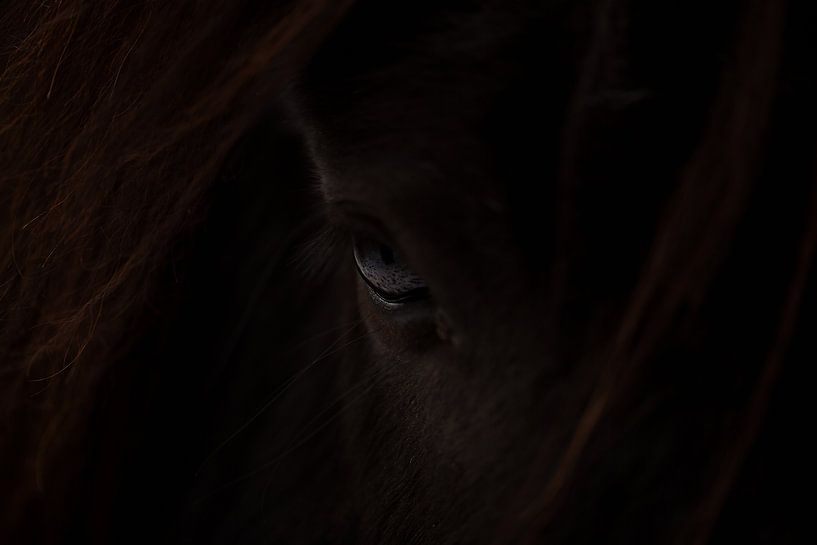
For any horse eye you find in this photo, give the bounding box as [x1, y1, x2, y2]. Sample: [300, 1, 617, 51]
[352, 235, 429, 304]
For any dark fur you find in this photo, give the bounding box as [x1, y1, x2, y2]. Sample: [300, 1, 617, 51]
[2, 1, 816, 543]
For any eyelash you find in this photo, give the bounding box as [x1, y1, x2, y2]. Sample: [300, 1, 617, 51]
[309, 205, 431, 309]
[352, 234, 430, 305]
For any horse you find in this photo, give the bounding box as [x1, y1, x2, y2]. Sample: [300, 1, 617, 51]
[1, 1, 814, 543]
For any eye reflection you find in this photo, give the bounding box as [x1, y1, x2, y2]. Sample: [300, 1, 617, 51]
[352, 235, 429, 304]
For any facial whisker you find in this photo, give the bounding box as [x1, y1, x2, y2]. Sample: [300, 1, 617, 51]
[194, 320, 367, 476]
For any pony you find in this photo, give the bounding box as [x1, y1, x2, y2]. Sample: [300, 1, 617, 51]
[1, 0, 814, 543]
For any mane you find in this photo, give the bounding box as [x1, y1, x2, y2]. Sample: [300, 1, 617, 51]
[0, 1, 350, 540]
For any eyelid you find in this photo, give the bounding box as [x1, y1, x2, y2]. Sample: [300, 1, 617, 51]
[324, 199, 397, 245]
[358, 274, 430, 307]
[353, 238, 430, 304]
[325, 199, 431, 307]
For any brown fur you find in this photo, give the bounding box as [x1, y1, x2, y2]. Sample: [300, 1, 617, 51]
[1, 0, 815, 543]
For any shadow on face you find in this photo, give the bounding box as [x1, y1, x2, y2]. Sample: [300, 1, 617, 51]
[90, 1, 811, 544]
[268, 0, 762, 542]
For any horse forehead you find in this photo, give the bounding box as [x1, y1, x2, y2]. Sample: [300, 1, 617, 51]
[307, 56, 522, 222]
[315, 131, 503, 216]
[300, 2, 542, 242]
